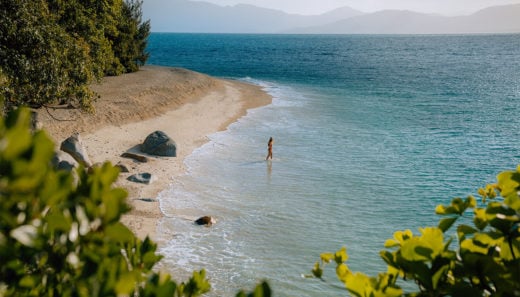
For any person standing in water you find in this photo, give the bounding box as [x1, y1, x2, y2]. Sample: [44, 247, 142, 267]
[266, 137, 274, 160]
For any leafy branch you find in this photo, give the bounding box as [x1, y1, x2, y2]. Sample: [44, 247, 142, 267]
[311, 169, 520, 296]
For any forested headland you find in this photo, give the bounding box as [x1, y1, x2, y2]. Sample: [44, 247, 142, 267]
[0, 0, 150, 111]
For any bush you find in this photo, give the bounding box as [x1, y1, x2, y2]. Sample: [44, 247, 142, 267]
[0, 108, 211, 296]
[0, 0, 151, 111]
[0, 0, 95, 111]
[312, 168, 520, 296]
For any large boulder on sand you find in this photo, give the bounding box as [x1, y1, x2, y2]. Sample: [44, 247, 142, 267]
[60, 133, 92, 167]
[141, 131, 177, 157]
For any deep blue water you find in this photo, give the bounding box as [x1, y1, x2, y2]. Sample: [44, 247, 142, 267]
[147, 34, 520, 296]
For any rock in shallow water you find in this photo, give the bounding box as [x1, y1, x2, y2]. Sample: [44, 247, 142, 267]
[195, 216, 216, 226]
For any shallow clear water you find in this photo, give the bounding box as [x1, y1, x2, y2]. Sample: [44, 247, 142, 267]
[147, 34, 520, 296]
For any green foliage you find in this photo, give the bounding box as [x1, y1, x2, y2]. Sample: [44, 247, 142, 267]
[47, 0, 123, 78]
[110, 0, 151, 74]
[311, 169, 520, 296]
[47, 0, 150, 76]
[0, 0, 95, 111]
[0, 108, 211, 296]
[235, 281, 272, 297]
[0, 0, 150, 111]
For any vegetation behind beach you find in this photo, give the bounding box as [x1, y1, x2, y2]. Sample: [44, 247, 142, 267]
[0, 0, 150, 112]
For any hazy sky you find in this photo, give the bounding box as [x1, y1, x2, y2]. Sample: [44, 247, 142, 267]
[196, 0, 520, 15]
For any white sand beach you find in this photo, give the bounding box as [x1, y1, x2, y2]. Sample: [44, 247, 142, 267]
[37, 65, 272, 239]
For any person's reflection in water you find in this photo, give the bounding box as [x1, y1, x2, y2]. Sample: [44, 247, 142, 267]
[267, 158, 272, 182]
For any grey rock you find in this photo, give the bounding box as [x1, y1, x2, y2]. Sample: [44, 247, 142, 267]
[141, 131, 177, 157]
[57, 160, 75, 171]
[60, 133, 92, 167]
[51, 152, 79, 186]
[30, 111, 39, 131]
[127, 173, 154, 184]
[134, 198, 157, 202]
[51, 151, 78, 171]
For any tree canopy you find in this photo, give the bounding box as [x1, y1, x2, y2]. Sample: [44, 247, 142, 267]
[0, 0, 150, 111]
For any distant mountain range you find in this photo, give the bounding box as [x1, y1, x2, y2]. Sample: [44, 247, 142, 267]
[144, 0, 362, 33]
[143, 1, 520, 34]
[288, 4, 520, 34]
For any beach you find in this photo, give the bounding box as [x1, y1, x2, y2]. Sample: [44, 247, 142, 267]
[29, 34, 520, 295]
[37, 65, 272, 240]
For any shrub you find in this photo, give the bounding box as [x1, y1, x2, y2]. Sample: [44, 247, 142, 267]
[0, 0, 151, 111]
[0, 108, 211, 296]
[312, 168, 520, 296]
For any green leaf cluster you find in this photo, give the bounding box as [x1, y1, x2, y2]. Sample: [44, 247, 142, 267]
[235, 281, 272, 297]
[311, 169, 520, 296]
[0, 108, 212, 296]
[0, 0, 150, 111]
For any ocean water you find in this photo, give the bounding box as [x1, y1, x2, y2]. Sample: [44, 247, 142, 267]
[147, 34, 520, 296]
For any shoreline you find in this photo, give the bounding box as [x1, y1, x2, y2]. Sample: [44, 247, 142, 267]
[37, 65, 272, 239]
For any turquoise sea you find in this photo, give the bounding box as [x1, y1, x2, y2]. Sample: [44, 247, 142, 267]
[147, 34, 520, 296]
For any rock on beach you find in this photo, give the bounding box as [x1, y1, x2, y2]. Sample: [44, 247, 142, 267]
[141, 130, 177, 157]
[60, 133, 92, 167]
